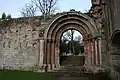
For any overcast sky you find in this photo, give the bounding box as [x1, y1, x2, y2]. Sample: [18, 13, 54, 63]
[0, 0, 91, 18]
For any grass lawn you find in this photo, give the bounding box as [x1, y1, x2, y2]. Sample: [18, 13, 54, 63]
[0, 70, 55, 80]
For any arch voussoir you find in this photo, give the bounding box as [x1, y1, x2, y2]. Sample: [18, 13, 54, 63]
[44, 12, 100, 71]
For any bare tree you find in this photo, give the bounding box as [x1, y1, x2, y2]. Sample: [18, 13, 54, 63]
[62, 30, 78, 41]
[32, 0, 58, 16]
[20, 3, 37, 17]
[61, 30, 78, 54]
[61, 30, 83, 55]
[20, 0, 58, 17]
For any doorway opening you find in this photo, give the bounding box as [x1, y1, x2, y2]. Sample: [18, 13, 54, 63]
[44, 11, 100, 70]
[59, 29, 85, 66]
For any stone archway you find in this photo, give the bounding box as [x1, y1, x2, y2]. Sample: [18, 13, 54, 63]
[110, 30, 120, 79]
[59, 29, 84, 66]
[44, 12, 100, 71]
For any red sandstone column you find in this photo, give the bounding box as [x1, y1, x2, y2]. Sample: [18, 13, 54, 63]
[92, 39, 95, 65]
[97, 39, 100, 65]
[93, 39, 96, 65]
[89, 40, 93, 66]
[88, 40, 92, 65]
[84, 39, 92, 69]
[90, 40, 94, 65]
[54, 40, 60, 68]
[94, 39, 100, 65]
[95, 40, 98, 65]
[51, 39, 55, 70]
[43, 40, 47, 65]
[83, 40, 87, 66]
[88, 40, 92, 66]
[84, 35, 89, 69]
[47, 39, 51, 71]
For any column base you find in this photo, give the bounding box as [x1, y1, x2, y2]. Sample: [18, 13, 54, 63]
[45, 64, 61, 72]
[47, 64, 51, 72]
[51, 64, 55, 70]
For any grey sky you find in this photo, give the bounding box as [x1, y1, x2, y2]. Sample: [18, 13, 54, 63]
[0, 0, 91, 18]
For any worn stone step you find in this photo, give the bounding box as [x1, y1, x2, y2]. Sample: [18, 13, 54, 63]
[57, 76, 89, 80]
[56, 69, 86, 73]
[61, 61, 84, 63]
[55, 66, 87, 73]
[53, 64, 111, 80]
[59, 66, 85, 69]
[54, 72, 93, 77]
[61, 63, 84, 66]
[60, 56, 84, 60]
[60, 56, 85, 66]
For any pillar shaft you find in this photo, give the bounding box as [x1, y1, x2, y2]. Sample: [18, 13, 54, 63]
[39, 40, 44, 66]
[51, 39, 55, 69]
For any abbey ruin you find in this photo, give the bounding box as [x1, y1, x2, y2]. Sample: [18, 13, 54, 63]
[0, 0, 120, 80]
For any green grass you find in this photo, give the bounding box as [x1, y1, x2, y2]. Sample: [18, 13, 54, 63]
[0, 70, 55, 80]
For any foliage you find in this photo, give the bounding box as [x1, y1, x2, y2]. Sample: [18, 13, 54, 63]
[20, 3, 37, 17]
[60, 40, 84, 55]
[6, 14, 12, 19]
[2, 12, 6, 19]
[0, 12, 12, 25]
[60, 30, 84, 55]
[32, 0, 58, 16]
[60, 40, 69, 55]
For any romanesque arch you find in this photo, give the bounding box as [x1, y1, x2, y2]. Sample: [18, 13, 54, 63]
[44, 12, 101, 71]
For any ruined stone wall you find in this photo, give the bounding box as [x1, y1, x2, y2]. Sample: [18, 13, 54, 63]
[90, 0, 107, 67]
[109, 0, 120, 31]
[103, 0, 120, 79]
[0, 18, 42, 70]
[111, 0, 120, 79]
[90, 0, 120, 79]
[0, 10, 104, 72]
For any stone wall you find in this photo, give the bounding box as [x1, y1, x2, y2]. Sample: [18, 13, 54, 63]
[109, 0, 120, 31]
[89, 0, 120, 79]
[104, 0, 120, 79]
[0, 18, 42, 70]
[0, 9, 106, 73]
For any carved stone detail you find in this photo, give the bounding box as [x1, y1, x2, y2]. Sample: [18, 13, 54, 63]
[39, 28, 45, 37]
[90, 4, 103, 23]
